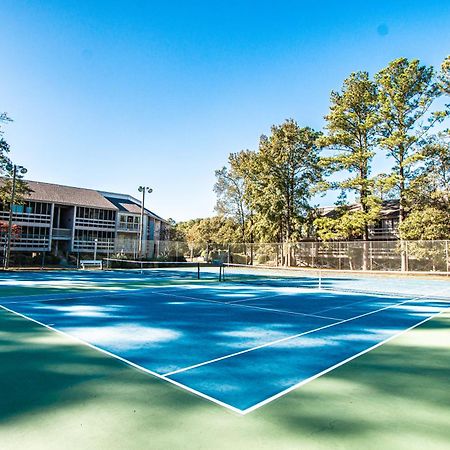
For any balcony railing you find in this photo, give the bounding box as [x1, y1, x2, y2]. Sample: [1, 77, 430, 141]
[75, 217, 116, 230]
[52, 228, 72, 239]
[73, 239, 115, 252]
[368, 227, 399, 240]
[1, 235, 50, 250]
[118, 222, 140, 232]
[0, 211, 51, 225]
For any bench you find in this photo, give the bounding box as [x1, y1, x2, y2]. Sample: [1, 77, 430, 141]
[80, 259, 103, 270]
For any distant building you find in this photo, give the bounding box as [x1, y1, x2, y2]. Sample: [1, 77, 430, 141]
[0, 180, 170, 257]
[319, 200, 400, 240]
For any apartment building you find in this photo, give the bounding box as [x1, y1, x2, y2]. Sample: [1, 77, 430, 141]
[318, 200, 400, 240]
[0, 180, 170, 257]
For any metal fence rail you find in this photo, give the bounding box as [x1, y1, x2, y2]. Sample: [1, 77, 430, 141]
[170, 240, 450, 274]
[2, 236, 450, 274]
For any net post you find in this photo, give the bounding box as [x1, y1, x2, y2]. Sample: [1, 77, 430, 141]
[197, 262, 200, 279]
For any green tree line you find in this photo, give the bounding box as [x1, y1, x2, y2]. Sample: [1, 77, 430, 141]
[173, 56, 449, 248]
[0, 113, 30, 208]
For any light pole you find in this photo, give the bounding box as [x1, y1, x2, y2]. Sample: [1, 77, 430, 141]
[4, 164, 27, 269]
[138, 186, 152, 259]
[93, 238, 98, 261]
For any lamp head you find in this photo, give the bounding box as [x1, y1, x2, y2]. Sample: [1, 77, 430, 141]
[138, 186, 153, 193]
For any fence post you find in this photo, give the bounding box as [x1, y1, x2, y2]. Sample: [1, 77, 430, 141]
[404, 240, 409, 272]
[446, 240, 449, 275]
[338, 241, 341, 270]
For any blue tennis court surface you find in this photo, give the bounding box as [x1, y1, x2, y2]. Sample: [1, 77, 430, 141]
[0, 268, 449, 414]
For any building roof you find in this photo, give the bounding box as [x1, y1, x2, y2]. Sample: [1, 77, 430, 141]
[0, 178, 170, 223]
[22, 180, 119, 209]
[101, 191, 170, 224]
[319, 199, 400, 219]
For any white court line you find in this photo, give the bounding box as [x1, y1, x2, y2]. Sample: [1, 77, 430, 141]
[162, 292, 449, 377]
[240, 305, 450, 414]
[312, 291, 404, 316]
[3, 286, 335, 322]
[2, 291, 134, 305]
[1, 291, 448, 415]
[314, 289, 450, 316]
[0, 304, 243, 415]
[144, 289, 225, 305]
[226, 302, 340, 321]
[144, 289, 340, 321]
[225, 290, 288, 304]
[1, 284, 223, 306]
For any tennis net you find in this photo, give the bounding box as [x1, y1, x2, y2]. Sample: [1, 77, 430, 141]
[102, 258, 222, 281]
[222, 263, 450, 300]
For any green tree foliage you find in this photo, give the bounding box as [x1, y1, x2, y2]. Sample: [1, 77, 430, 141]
[439, 55, 450, 95]
[317, 71, 381, 240]
[407, 134, 450, 207]
[314, 209, 373, 241]
[213, 154, 249, 241]
[0, 112, 31, 205]
[0, 112, 12, 171]
[375, 58, 442, 225]
[400, 134, 450, 242]
[399, 207, 450, 240]
[196, 57, 450, 247]
[166, 218, 187, 241]
[0, 165, 33, 206]
[174, 217, 242, 245]
[234, 119, 322, 242]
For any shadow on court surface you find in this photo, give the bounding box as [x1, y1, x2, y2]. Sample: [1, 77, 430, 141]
[0, 308, 449, 450]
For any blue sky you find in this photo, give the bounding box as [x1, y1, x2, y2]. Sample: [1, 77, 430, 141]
[1, 1, 449, 221]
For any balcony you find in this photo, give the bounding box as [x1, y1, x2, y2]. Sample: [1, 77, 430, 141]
[118, 222, 140, 232]
[74, 217, 116, 231]
[368, 227, 399, 240]
[73, 239, 115, 252]
[0, 211, 51, 226]
[2, 235, 50, 251]
[52, 228, 72, 240]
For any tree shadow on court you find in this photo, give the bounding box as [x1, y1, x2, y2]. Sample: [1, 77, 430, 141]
[0, 307, 449, 450]
[0, 309, 203, 423]
[249, 312, 450, 447]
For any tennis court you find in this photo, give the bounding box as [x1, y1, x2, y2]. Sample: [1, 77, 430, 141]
[0, 263, 449, 415]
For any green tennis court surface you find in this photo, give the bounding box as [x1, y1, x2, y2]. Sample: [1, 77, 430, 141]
[0, 266, 449, 449]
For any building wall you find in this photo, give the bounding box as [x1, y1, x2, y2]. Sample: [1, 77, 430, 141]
[1, 199, 169, 257]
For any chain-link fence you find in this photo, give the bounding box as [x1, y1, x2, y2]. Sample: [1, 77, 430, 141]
[167, 240, 450, 274]
[3, 236, 450, 274]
